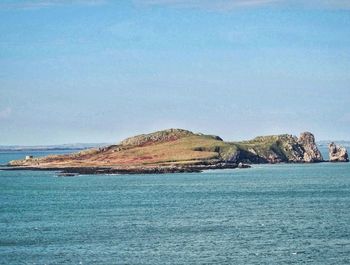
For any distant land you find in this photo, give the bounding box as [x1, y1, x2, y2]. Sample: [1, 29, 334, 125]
[0, 143, 110, 152]
[6, 128, 348, 175]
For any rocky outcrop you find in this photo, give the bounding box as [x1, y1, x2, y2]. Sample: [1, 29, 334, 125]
[229, 132, 323, 164]
[120, 128, 195, 146]
[120, 128, 223, 147]
[329, 142, 349, 162]
[298, 132, 324, 162]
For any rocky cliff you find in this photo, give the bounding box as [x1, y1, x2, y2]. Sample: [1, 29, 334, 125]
[329, 142, 349, 162]
[298, 132, 324, 162]
[225, 132, 323, 164]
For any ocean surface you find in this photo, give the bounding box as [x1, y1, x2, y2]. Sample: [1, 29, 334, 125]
[1, 149, 350, 264]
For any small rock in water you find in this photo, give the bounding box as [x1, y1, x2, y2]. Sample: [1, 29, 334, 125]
[238, 162, 250, 168]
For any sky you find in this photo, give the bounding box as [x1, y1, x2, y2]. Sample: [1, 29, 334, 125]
[0, 0, 350, 145]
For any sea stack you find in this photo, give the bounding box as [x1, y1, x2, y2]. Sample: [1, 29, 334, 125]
[328, 142, 349, 162]
[298, 132, 324, 162]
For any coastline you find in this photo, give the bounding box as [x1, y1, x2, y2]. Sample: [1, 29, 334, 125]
[3, 159, 347, 176]
[1, 162, 245, 175]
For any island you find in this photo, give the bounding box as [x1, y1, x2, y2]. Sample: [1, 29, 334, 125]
[6, 128, 347, 175]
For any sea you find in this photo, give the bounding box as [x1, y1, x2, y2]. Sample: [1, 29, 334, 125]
[0, 148, 349, 264]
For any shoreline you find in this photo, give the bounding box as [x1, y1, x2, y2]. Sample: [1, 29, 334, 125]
[2, 160, 349, 175]
[0, 162, 247, 175]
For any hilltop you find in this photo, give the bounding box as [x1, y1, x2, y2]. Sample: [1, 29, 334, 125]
[8, 129, 325, 174]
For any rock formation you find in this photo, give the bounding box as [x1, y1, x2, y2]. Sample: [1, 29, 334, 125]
[329, 142, 349, 162]
[227, 132, 323, 164]
[120, 128, 195, 146]
[298, 132, 324, 162]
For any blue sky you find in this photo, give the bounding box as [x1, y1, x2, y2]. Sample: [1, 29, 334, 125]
[0, 0, 349, 145]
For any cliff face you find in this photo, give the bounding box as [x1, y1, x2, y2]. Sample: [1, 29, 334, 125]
[329, 143, 349, 162]
[8, 129, 325, 173]
[226, 132, 323, 164]
[298, 132, 324, 162]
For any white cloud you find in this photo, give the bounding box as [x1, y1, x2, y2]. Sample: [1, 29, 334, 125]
[0, 107, 12, 119]
[0, 0, 107, 10]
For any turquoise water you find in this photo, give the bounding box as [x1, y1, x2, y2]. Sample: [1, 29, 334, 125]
[1, 151, 350, 264]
